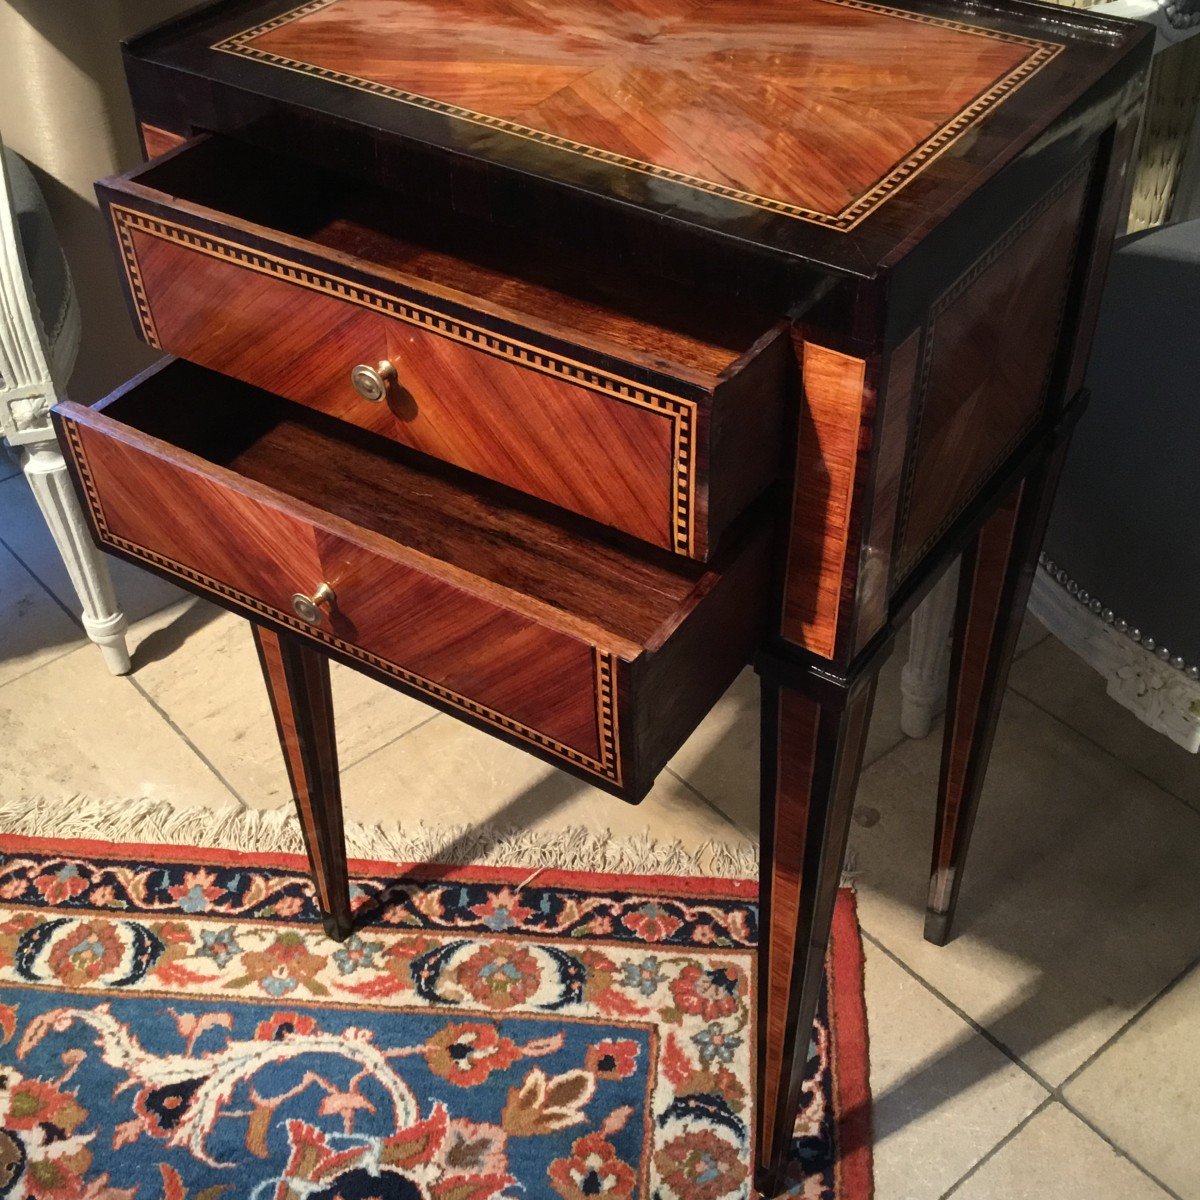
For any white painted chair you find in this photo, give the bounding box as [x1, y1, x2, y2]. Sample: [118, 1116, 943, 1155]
[1, 138, 130, 673]
[901, 4, 1200, 751]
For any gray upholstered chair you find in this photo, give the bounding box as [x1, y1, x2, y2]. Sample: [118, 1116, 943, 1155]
[1029, 217, 1200, 750]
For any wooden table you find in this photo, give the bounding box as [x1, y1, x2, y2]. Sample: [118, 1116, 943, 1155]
[55, 1, 1149, 1192]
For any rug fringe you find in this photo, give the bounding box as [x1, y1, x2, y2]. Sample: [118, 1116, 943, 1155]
[0, 793, 766, 879]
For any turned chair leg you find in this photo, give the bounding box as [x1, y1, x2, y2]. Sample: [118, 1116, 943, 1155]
[926, 441, 1072, 945]
[252, 623, 353, 941]
[17, 437, 130, 675]
[755, 667, 878, 1197]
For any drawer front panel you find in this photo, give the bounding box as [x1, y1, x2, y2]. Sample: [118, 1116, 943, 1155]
[112, 204, 696, 555]
[62, 413, 620, 784]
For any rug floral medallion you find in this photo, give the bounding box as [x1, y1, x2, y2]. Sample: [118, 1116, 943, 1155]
[0, 835, 872, 1200]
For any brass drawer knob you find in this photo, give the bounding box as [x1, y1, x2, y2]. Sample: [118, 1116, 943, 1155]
[351, 360, 399, 403]
[291, 582, 336, 625]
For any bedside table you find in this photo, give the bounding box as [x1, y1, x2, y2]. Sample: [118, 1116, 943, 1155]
[53, 1, 1150, 1192]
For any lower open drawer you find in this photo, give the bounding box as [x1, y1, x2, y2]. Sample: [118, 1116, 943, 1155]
[55, 360, 771, 800]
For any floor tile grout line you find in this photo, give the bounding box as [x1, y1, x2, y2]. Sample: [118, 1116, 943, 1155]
[863, 731, 907, 771]
[127, 676, 251, 807]
[0, 520, 200, 640]
[339, 710, 443, 771]
[0, 530, 90, 631]
[859, 927, 1057, 1093]
[1057, 946, 1200, 1092]
[863, 929, 1192, 1200]
[937, 1096, 1054, 1200]
[662, 766, 755, 838]
[1012, 625, 1052, 664]
[0, 586, 206, 695]
[1053, 1096, 1187, 1200]
[0, 642, 85, 693]
[1012, 684, 1200, 819]
[870, 626, 1048, 764]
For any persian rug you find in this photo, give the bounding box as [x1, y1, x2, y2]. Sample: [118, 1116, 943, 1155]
[0, 833, 872, 1200]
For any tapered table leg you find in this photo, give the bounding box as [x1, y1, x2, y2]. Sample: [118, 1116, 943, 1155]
[925, 439, 1072, 945]
[755, 667, 877, 1197]
[251, 623, 353, 941]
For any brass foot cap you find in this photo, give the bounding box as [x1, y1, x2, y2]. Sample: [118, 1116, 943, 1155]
[924, 908, 952, 946]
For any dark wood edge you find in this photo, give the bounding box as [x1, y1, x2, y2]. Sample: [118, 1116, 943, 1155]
[760, 389, 1089, 695]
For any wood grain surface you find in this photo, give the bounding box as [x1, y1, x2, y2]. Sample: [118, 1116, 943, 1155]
[139, 123, 186, 159]
[895, 163, 1092, 577]
[224, 0, 1059, 230]
[124, 0, 1146, 270]
[252, 624, 353, 940]
[853, 326, 922, 654]
[926, 429, 1075, 945]
[780, 340, 872, 659]
[756, 674, 876, 1193]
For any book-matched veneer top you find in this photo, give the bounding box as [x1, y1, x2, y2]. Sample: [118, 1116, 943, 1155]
[128, 0, 1146, 272]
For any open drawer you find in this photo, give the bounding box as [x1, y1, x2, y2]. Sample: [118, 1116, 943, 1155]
[96, 135, 791, 560]
[55, 360, 771, 801]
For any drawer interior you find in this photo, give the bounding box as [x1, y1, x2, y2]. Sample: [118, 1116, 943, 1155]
[99, 363, 747, 651]
[124, 136, 783, 383]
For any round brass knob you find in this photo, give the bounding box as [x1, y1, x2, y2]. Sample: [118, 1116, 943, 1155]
[291, 582, 336, 625]
[350, 360, 398, 403]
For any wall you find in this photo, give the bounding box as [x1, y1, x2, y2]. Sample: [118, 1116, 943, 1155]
[0, 1, 196, 403]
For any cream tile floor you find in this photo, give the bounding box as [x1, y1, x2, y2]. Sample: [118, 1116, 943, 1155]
[2, 466, 1198, 1199]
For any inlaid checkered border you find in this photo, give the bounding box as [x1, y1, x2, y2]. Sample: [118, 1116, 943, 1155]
[213, 0, 1063, 231]
[61, 415, 623, 786]
[109, 205, 697, 556]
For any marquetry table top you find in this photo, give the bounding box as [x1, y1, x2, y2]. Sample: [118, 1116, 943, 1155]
[129, 0, 1145, 270]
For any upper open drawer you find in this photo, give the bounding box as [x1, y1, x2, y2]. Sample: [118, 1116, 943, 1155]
[97, 135, 792, 560]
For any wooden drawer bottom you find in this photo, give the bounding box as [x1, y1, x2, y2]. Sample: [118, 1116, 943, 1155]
[56, 361, 771, 800]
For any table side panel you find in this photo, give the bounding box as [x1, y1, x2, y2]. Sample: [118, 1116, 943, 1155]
[893, 160, 1094, 579]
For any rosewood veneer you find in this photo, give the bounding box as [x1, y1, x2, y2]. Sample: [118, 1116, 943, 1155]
[57, 1, 1151, 1193]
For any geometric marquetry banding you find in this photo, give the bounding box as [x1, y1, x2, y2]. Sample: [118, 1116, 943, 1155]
[109, 205, 698, 556]
[214, 0, 1062, 231]
[59, 415, 622, 786]
[112, 211, 161, 350]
